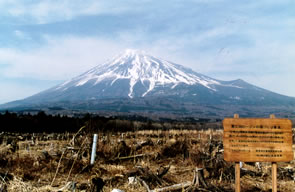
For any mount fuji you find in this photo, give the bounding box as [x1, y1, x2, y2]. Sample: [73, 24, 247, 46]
[2, 49, 295, 117]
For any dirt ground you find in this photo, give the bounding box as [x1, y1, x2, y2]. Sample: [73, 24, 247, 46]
[0, 129, 294, 192]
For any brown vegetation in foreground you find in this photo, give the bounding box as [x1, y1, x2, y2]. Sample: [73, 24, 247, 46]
[0, 129, 294, 192]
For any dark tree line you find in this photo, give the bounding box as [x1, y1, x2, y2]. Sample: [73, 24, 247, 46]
[0, 111, 222, 133]
[0, 111, 85, 133]
[0, 111, 140, 133]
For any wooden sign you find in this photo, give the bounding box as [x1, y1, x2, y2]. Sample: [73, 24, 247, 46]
[223, 117, 293, 162]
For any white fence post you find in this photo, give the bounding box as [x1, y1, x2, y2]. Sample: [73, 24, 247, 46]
[90, 134, 98, 165]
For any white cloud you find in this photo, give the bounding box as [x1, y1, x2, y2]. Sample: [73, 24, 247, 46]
[0, 36, 127, 80]
[0, 0, 228, 24]
[0, 0, 146, 24]
[0, 0, 106, 24]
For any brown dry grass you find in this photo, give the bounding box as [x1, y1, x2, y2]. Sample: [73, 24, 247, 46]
[0, 129, 294, 192]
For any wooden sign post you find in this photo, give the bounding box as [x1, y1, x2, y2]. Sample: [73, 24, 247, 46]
[234, 114, 240, 192]
[223, 114, 293, 192]
[270, 114, 277, 192]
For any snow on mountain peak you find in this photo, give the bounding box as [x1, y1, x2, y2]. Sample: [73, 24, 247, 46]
[55, 50, 221, 98]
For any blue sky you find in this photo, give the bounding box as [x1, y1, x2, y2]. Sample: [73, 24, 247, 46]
[0, 0, 295, 104]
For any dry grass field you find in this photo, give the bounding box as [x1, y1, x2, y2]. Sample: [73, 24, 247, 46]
[0, 129, 294, 192]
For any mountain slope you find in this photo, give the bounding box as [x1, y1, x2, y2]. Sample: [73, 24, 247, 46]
[1, 49, 295, 116]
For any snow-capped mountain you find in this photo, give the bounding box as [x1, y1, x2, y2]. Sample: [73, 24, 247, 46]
[56, 49, 221, 98]
[1, 49, 295, 117]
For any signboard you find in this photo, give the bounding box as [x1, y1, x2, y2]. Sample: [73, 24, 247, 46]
[223, 117, 293, 162]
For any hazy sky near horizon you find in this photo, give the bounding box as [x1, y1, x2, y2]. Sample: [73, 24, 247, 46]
[0, 0, 295, 104]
